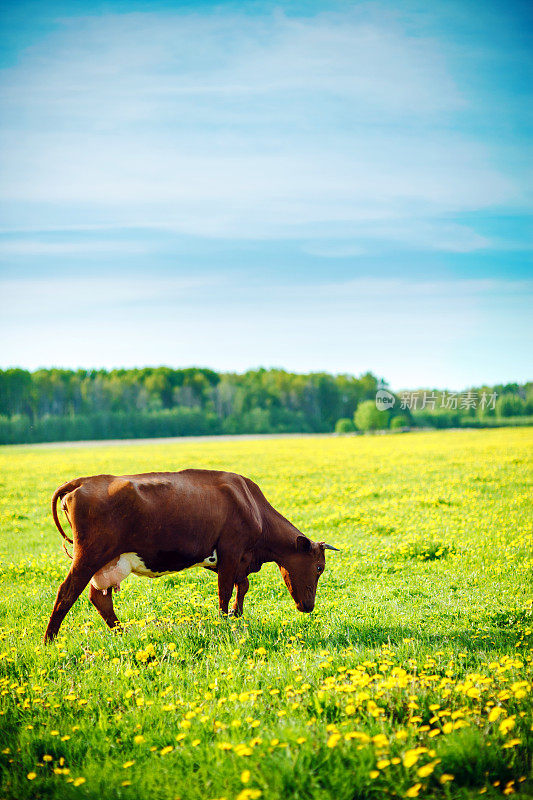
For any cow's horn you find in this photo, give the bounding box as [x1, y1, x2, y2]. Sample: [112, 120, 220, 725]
[321, 543, 340, 551]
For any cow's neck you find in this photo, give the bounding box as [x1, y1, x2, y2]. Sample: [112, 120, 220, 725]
[254, 508, 301, 569]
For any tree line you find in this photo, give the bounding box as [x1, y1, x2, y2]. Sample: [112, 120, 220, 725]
[0, 367, 531, 444]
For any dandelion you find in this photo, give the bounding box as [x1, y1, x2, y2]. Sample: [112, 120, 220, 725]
[123, 761, 135, 768]
[405, 784, 422, 798]
[503, 738, 521, 749]
[440, 775, 454, 784]
[236, 791, 261, 800]
[403, 750, 420, 768]
[499, 718, 516, 735]
[488, 707, 505, 722]
[241, 770, 251, 783]
[73, 778, 86, 787]
[27, 772, 37, 780]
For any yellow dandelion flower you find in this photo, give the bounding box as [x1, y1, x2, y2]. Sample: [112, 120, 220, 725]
[503, 738, 521, 749]
[405, 784, 422, 798]
[440, 774, 454, 784]
[73, 778, 86, 787]
[236, 790, 262, 800]
[499, 718, 515, 735]
[27, 772, 37, 781]
[122, 760, 135, 768]
[403, 750, 420, 768]
[241, 770, 251, 783]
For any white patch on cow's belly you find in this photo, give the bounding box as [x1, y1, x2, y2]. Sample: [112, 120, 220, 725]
[90, 550, 218, 593]
[125, 552, 167, 578]
[195, 550, 218, 568]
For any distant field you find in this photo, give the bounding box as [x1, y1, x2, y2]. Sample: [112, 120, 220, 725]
[0, 429, 531, 800]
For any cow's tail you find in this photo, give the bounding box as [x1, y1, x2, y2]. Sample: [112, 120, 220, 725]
[51, 479, 84, 560]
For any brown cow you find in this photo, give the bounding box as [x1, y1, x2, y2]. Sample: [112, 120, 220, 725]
[44, 469, 339, 642]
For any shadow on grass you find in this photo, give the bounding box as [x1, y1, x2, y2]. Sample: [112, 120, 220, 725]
[243, 617, 527, 657]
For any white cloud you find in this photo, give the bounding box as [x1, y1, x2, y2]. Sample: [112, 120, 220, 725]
[0, 274, 219, 313]
[1, 274, 530, 386]
[0, 7, 523, 248]
[0, 240, 149, 256]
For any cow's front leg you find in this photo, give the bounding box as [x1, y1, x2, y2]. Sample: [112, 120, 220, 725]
[230, 577, 249, 617]
[216, 553, 240, 616]
[89, 583, 120, 630]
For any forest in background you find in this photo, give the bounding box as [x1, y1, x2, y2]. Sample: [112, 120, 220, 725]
[0, 366, 531, 444]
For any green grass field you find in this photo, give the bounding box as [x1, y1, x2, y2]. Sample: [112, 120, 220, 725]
[0, 429, 531, 800]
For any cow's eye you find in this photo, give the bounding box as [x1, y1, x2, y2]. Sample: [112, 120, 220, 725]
[317, 565, 323, 573]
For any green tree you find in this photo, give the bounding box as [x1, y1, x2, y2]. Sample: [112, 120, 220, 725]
[390, 414, 409, 429]
[354, 400, 388, 431]
[496, 393, 525, 417]
[335, 417, 356, 433]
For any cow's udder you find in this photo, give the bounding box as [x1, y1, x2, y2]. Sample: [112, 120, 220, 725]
[90, 555, 133, 594]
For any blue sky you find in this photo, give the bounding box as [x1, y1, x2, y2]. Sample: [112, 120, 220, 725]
[0, 0, 531, 389]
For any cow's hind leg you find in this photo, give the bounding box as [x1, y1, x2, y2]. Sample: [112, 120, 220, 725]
[44, 566, 91, 643]
[89, 584, 120, 630]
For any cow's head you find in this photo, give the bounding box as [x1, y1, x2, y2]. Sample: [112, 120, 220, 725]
[279, 535, 339, 613]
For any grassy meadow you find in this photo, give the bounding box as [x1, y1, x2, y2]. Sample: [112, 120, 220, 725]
[0, 428, 531, 800]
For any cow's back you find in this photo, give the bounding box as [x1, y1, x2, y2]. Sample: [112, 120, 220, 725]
[63, 470, 264, 562]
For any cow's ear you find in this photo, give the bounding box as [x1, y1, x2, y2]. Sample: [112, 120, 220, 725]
[296, 535, 312, 553]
